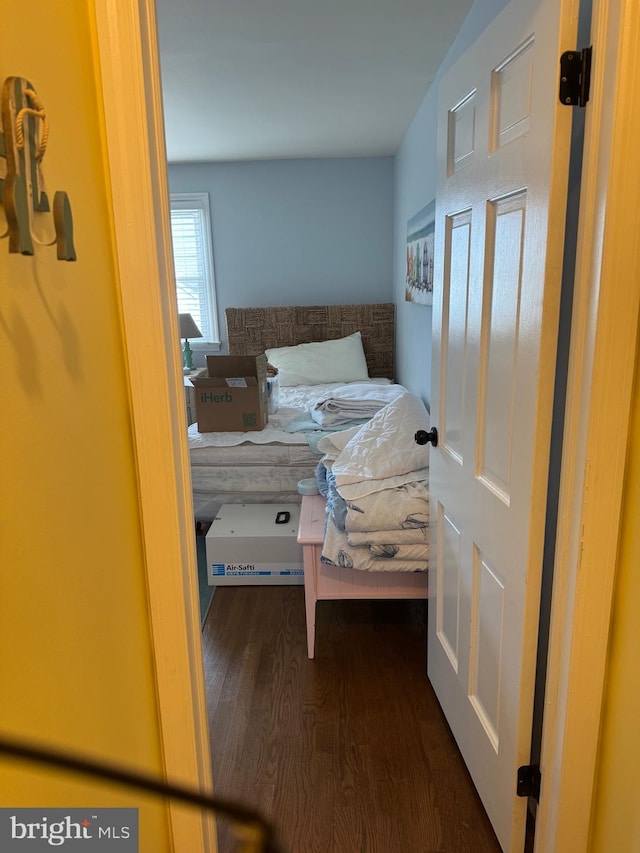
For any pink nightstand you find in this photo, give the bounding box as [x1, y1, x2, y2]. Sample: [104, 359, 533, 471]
[297, 495, 429, 659]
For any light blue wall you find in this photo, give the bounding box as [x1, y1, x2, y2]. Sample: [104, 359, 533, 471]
[393, 86, 438, 407]
[168, 157, 394, 355]
[393, 0, 510, 407]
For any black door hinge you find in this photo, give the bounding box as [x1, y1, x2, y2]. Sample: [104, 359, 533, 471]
[517, 764, 541, 801]
[559, 47, 592, 107]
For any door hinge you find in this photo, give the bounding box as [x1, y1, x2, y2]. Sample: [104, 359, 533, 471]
[559, 46, 592, 107]
[517, 764, 541, 801]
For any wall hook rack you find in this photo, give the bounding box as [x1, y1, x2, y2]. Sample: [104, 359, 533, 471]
[0, 76, 76, 261]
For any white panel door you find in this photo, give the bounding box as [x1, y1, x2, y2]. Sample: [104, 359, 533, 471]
[428, 0, 577, 850]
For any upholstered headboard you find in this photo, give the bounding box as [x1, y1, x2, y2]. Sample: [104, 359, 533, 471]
[224, 303, 395, 380]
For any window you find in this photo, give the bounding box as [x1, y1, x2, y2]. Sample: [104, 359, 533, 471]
[169, 192, 220, 347]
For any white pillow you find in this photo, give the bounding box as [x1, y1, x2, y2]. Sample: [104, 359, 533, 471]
[266, 332, 370, 386]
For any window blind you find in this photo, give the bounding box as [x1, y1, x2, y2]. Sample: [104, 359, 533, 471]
[169, 193, 219, 345]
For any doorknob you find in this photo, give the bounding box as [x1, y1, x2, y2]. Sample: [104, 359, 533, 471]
[415, 427, 438, 447]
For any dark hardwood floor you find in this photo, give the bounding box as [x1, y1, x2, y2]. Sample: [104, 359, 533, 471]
[202, 585, 502, 853]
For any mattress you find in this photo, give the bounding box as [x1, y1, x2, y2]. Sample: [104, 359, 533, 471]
[188, 380, 392, 517]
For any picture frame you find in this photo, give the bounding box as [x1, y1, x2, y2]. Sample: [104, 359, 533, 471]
[405, 199, 435, 305]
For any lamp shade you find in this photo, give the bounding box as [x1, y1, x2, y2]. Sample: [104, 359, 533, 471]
[179, 313, 202, 339]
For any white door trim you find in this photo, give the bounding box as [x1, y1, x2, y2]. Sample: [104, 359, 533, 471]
[93, 1, 215, 850]
[536, 0, 640, 847]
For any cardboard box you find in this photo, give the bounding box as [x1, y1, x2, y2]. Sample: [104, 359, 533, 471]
[193, 354, 268, 432]
[205, 504, 303, 585]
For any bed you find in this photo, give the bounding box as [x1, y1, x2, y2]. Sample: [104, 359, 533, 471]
[188, 303, 396, 519]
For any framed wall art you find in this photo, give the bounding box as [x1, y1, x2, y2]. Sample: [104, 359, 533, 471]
[405, 199, 435, 305]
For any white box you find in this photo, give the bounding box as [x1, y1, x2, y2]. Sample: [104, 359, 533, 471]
[205, 504, 304, 585]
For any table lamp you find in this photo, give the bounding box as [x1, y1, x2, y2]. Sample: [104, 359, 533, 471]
[179, 313, 202, 373]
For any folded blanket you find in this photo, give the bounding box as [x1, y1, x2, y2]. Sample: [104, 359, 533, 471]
[339, 469, 430, 501]
[344, 481, 429, 533]
[321, 515, 428, 573]
[367, 558, 426, 571]
[368, 542, 429, 560]
[347, 527, 427, 546]
[284, 414, 369, 433]
[310, 383, 407, 426]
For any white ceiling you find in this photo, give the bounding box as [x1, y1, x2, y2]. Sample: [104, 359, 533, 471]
[155, 0, 474, 163]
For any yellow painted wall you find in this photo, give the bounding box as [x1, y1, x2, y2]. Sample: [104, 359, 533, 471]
[0, 1, 171, 847]
[589, 335, 640, 850]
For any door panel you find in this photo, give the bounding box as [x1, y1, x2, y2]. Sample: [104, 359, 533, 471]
[448, 92, 478, 174]
[428, 0, 576, 849]
[442, 209, 472, 462]
[436, 504, 463, 672]
[490, 37, 534, 151]
[469, 547, 504, 751]
[479, 189, 527, 501]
